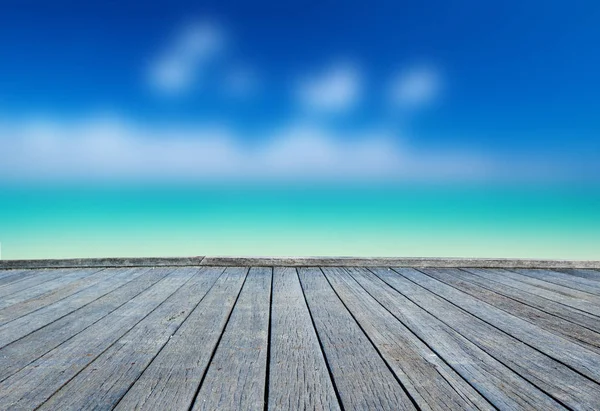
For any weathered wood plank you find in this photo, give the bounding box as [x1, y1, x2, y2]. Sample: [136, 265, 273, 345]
[412, 268, 600, 384]
[0, 268, 108, 324]
[39, 267, 224, 410]
[322, 267, 493, 411]
[422, 267, 600, 355]
[0, 267, 145, 348]
[347, 267, 564, 410]
[556, 268, 600, 281]
[0, 267, 194, 410]
[268, 267, 340, 411]
[114, 267, 248, 411]
[511, 268, 600, 297]
[0, 269, 29, 284]
[297, 267, 417, 411]
[462, 267, 600, 334]
[381, 267, 600, 409]
[0, 268, 79, 298]
[0, 267, 105, 310]
[0, 266, 174, 382]
[192, 267, 272, 410]
[465, 268, 600, 317]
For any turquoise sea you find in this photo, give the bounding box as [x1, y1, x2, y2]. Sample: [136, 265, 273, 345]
[1, 183, 599, 260]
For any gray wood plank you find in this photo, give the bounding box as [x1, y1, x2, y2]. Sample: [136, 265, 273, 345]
[347, 267, 564, 410]
[0, 266, 195, 410]
[421, 268, 600, 355]
[192, 267, 272, 411]
[0, 268, 108, 324]
[114, 267, 248, 411]
[462, 267, 600, 334]
[0, 269, 29, 283]
[268, 267, 340, 411]
[0, 268, 79, 298]
[510, 268, 600, 297]
[465, 268, 600, 318]
[556, 269, 600, 281]
[380, 267, 600, 410]
[0, 267, 145, 348]
[0, 266, 174, 382]
[322, 267, 493, 411]
[297, 267, 417, 411]
[412, 268, 600, 384]
[0, 267, 105, 310]
[39, 267, 224, 410]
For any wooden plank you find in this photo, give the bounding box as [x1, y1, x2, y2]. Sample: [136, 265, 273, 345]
[462, 268, 600, 334]
[114, 267, 248, 411]
[0, 268, 79, 298]
[556, 268, 600, 281]
[38, 267, 224, 410]
[297, 267, 417, 411]
[322, 267, 493, 411]
[347, 267, 564, 410]
[421, 268, 600, 355]
[0, 266, 174, 382]
[379, 267, 600, 409]
[0, 266, 195, 410]
[268, 267, 340, 411]
[0, 267, 145, 348]
[411, 268, 600, 383]
[465, 268, 600, 318]
[0, 267, 105, 310]
[0, 269, 29, 284]
[191, 267, 272, 410]
[0, 268, 108, 324]
[511, 268, 600, 297]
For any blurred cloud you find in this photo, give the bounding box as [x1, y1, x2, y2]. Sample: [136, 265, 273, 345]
[222, 67, 260, 98]
[389, 65, 441, 110]
[148, 20, 226, 95]
[0, 116, 494, 183]
[296, 62, 362, 114]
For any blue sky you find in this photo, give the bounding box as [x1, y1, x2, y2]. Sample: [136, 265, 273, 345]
[0, 0, 599, 183]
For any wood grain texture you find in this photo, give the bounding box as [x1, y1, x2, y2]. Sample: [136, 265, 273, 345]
[0, 267, 147, 348]
[0, 267, 109, 325]
[298, 267, 417, 411]
[413, 268, 600, 383]
[0, 266, 173, 382]
[0, 267, 193, 410]
[421, 267, 600, 354]
[383, 267, 600, 410]
[322, 267, 493, 411]
[114, 267, 248, 411]
[0, 268, 78, 298]
[556, 268, 600, 281]
[465, 267, 600, 318]
[0, 267, 105, 310]
[192, 267, 272, 411]
[268, 267, 340, 411]
[347, 267, 564, 410]
[462, 267, 600, 333]
[511, 268, 600, 296]
[39, 267, 224, 410]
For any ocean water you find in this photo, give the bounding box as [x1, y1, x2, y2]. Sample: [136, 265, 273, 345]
[0, 183, 599, 260]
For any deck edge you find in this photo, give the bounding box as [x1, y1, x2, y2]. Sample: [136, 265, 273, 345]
[1, 256, 599, 269]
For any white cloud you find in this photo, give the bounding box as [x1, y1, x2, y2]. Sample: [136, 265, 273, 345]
[148, 20, 226, 95]
[296, 62, 362, 113]
[389, 65, 441, 109]
[0, 116, 493, 183]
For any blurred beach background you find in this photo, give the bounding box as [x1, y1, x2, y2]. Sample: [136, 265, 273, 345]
[1, 1, 599, 260]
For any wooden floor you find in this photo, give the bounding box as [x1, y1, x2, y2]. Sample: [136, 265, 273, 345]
[1, 265, 600, 410]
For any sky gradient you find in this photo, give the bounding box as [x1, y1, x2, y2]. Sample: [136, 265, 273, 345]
[0, 1, 599, 259]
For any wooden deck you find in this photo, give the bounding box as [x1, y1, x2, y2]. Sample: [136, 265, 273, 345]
[1, 263, 600, 410]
